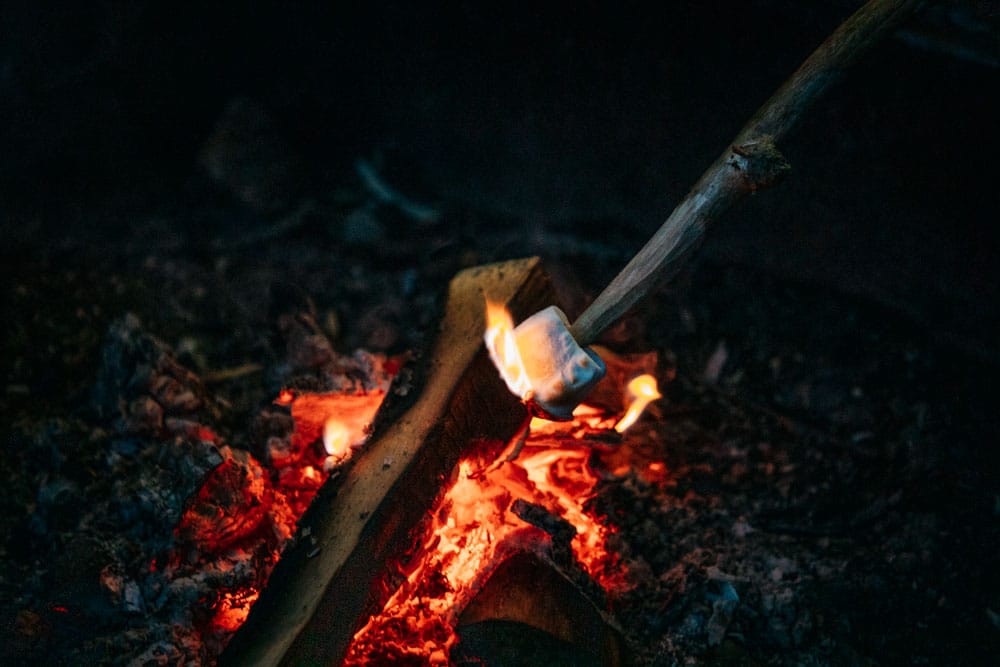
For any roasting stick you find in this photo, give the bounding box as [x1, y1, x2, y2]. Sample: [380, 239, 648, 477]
[501, 0, 923, 420]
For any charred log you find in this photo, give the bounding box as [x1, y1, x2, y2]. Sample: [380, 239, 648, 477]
[222, 257, 558, 666]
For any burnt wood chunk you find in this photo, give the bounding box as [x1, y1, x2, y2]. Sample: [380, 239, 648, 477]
[222, 257, 557, 666]
[457, 551, 629, 667]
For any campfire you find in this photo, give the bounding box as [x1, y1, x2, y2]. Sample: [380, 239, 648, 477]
[9, 2, 994, 665]
[30, 258, 661, 665]
[207, 257, 662, 665]
[341, 369, 660, 664]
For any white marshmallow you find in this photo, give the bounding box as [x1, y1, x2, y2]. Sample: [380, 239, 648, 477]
[512, 306, 606, 420]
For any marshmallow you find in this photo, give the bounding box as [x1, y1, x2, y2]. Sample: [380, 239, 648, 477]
[512, 306, 606, 420]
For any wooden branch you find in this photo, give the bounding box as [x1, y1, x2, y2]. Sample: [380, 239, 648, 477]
[221, 257, 559, 667]
[569, 0, 922, 346]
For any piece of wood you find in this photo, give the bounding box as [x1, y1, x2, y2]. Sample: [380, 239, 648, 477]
[569, 0, 922, 346]
[221, 257, 558, 667]
[457, 551, 629, 667]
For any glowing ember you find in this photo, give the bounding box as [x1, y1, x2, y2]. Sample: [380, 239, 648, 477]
[322, 419, 350, 457]
[614, 374, 662, 432]
[274, 388, 294, 406]
[342, 387, 661, 665]
[484, 300, 531, 399]
[211, 588, 260, 633]
[344, 442, 621, 665]
[170, 383, 393, 655]
[186, 334, 661, 662]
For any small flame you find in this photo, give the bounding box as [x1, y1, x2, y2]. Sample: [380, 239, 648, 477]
[614, 374, 661, 432]
[291, 392, 384, 464]
[484, 300, 531, 399]
[322, 418, 350, 457]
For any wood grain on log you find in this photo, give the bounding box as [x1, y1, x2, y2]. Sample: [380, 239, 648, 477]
[222, 257, 557, 667]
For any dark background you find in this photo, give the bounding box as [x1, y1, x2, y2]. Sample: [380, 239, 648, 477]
[3, 1, 997, 354]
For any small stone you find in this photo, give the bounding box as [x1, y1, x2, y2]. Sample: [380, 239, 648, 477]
[323, 310, 340, 341]
[198, 97, 302, 213]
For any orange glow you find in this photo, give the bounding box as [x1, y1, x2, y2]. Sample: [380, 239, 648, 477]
[210, 588, 260, 633]
[322, 418, 350, 457]
[188, 345, 664, 661]
[484, 300, 531, 399]
[343, 405, 639, 665]
[528, 403, 618, 438]
[190, 384, 394, 651]
[290, 391, 384, 464]
[614, 374, 661, 432]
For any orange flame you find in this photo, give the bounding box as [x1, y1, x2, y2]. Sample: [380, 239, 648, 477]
[342, 394, 655, 664]
[289, 392, 384, 463]
[484, 300, 531, 399]
[204, 344, 664, 662]
[614, 374, 661, 432]
[322, 418, 350, 457]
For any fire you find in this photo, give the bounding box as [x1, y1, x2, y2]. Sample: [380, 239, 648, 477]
[322, 419, 350, 457]
[343, 378, 662, 665]
[483, 300, 531, 399]
[181, 323, 662, 663]
[614, 374, 662, 432]
[175, 386, 392, 654]
[290, 391, 384, 465]
[274, 388, 294, 406]
[211, 588, 260, 633]
[343, 442, 621, 665]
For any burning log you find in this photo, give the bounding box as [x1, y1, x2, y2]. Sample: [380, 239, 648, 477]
[222, 257, 557, 666]
[455, 552, 627, 666]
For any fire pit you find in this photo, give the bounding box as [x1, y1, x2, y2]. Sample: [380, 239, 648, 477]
[3, 2, 998, 666]
[222, 257, 662, 665]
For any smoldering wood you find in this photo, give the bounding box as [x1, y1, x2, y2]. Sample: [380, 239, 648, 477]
[569, 0, 922, 345]
[456, 551, 629, 667]
[221, 257, 559, 667]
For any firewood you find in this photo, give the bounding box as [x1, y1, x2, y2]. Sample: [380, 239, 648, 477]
[222, 257, 557, 667]
[456, 552, 628, 666]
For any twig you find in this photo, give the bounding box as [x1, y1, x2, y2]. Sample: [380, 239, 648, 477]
[570, 0, 923, 346]
[355, 157, 440, 223]
[202, 362, 264, 384]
